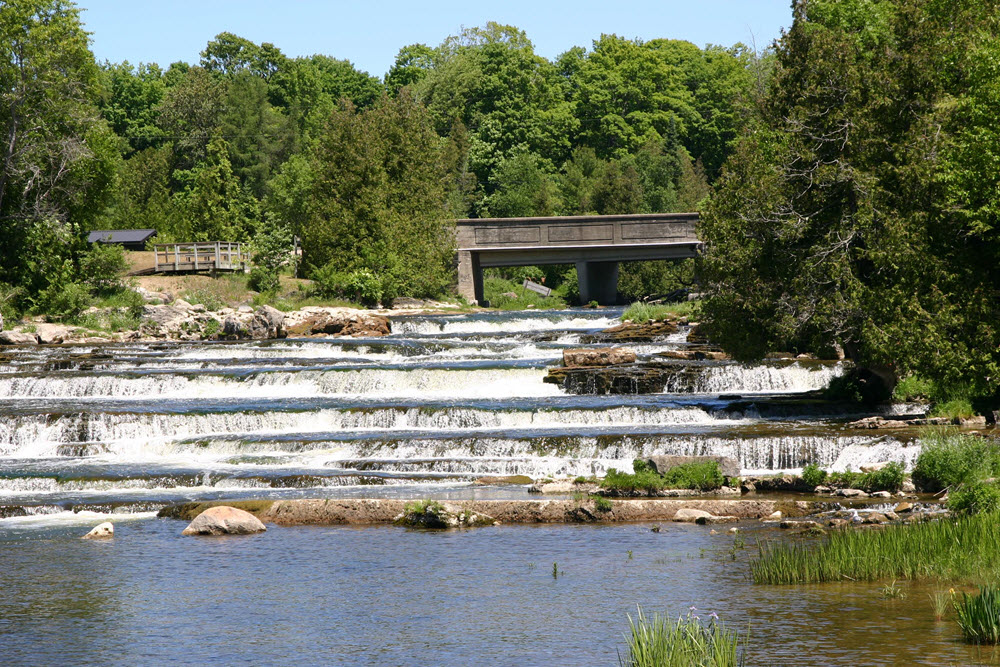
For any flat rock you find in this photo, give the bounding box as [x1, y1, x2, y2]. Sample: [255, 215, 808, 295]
[528, 481, 576, 494]
[763, 511, 783, 521]
[81, 522, 114, 539]
[672, 508, 713, 523]
[837, 488, 868, 498]
[870, 491, 892, 498]
[864, 512, 888, 524]
[695, 515, 738, 524]
[0, 331, 38, 345]
[894, 502, 914, 513]
[562, 347, 636, 367]
[181, 505, 266, 536]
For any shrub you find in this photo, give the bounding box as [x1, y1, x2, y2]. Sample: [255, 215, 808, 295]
[483, 276, 566, 310]
[826, 463, 904, 493]
[248, 266, 280, 294]
[619, 607, 743, 667]
[594, 496, 613, 512]
[632, 459, 652, 474]
[37, 280, 90, 321]
[955, 588, 1000, 644]
[801, 463, 828, 488]
[602, 462, 724, 494]
[948, 483, 1000, 517]
[928, 398, 977, 420]
[311, 264, 384, 307]
[912, 432, 1000, 493]
[893, 375, 934, 402]
[80, 242, 130, 294]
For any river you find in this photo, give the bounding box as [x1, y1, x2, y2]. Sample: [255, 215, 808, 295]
[1, 308, 986, 665]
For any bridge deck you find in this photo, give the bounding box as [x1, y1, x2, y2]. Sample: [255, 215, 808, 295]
[455, 213, 701, 304]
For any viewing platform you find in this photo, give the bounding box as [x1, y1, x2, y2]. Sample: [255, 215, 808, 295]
[153, 242, 247, 274]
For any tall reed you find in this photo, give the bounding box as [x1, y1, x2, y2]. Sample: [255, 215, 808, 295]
[618, 607, 744, 667]
[751, 512, 1000, 585]
[955, 588, 1000, 644]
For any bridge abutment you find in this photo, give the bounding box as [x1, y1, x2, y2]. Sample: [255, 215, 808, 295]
[575, 261, 619, 305]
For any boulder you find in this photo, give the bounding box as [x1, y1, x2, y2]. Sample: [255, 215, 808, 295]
[173, 299, 194, 310]
[672, 508, 713, 523]
[562, 347, 637, 367]
[0, 331, 38, 345]
[864, 512, 888, 525]
[870, 491, 892, 498]
[957, 416, 987, 428]
[284, 308, 390, 337]
[35, 323, 75, 345]
[894, 502, 914, 513]
[763, 511, 783, 521]
[836, 488, 868, 498]
[181, 505, 267, 536]
[828, 518, 849, 528]
[248, 305, 284, 339]
[81, 522, 114, 539]
[695, 515, 738, 525]
[221, 316, 246, 339]
[647, 455, 740, 479]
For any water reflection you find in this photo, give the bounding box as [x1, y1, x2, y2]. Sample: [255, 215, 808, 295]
[1, 519, 996, 666]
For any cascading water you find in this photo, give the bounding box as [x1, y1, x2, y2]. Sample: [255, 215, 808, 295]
[0, 307, 920, 524]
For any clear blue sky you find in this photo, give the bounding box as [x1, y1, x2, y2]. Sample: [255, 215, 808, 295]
[78, 0, 792, 77]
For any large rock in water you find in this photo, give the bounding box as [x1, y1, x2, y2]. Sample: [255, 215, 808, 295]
[81, 522, 114, 539]
[646, 455, 740, 479]
[562, 347, 636, 367]
[181, 505, 267, 536]
[672, 508, 714, 522]
[284, 307, 390, 337]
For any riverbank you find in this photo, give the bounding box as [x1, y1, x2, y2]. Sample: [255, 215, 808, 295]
[158, 497, 816, 526]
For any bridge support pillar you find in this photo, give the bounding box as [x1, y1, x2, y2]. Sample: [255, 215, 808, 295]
[457, 250, 485, 305]
[576, 261, 619, 305]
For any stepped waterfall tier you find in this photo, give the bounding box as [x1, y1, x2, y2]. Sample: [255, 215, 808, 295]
[0, 309, 919, 518]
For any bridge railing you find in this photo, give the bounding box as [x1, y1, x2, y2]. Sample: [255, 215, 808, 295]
[153, 242, 246, 273]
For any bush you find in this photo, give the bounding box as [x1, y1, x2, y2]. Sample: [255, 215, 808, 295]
[893, 375, 934, 402]
[948, 483, 1000, 517]
[80, 242, 130, 294]
[801, 463, 828, 488]
[622, 300, 699, 323]
[602, 462, 724, 494]
[912, 432, 1000, 493]
[248, 266, 280, 294]
[36, 280, 90, 321]
[311, 264, 384, 307]
[482, 276, 566, 310]
[826, 462, 904, 493]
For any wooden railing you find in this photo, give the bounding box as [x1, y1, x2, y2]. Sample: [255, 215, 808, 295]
[153, 242, 246, 273]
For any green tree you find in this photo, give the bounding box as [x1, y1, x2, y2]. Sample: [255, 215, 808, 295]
[173, 136, 256, 242]
[0, 0, 118, 299]
[302, 92, 454, 299]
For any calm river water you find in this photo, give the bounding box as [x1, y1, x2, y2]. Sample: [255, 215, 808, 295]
[1, 308, 982, 665]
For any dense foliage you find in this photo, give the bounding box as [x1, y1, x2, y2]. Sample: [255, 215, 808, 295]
[1, 1, 760, 312]
[699, 0, 1000, 405]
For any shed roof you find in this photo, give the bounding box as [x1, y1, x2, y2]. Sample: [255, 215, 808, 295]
[87, 229, 158, 244]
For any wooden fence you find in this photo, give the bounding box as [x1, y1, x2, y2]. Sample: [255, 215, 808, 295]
[153, 242, 246, 273]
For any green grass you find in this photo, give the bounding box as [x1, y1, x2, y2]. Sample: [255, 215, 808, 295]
[622, 300, 700, 323]
[928, 398, 977, 420]
[826, 462, 905, 493]
[618, 608, 744, 667]
[955, 588, 1000, 644]
[751, 511, 1000, 585]
[912, 431, 1000, 493]
[601, 462, 724, 495]
[483, 276, 567, 310]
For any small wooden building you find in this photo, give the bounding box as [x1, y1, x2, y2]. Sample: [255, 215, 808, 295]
[87, 229, 158, 251]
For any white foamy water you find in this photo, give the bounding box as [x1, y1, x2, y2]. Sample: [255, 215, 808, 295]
[0, 367, 561, 400]
[693, 362, 845, 394]
[392, 314, 620, 335]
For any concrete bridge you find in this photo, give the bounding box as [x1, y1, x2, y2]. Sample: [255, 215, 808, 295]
[456, 212, 701, 305]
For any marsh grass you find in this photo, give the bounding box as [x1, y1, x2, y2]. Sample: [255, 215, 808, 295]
[930, 591, 951, 621]
[751, 512, 1000, 585]
[955, 588, 1000, 644]
[618, 608, 744, 667]
[621, 300, 700, 324]
[880, 580, 906, 599]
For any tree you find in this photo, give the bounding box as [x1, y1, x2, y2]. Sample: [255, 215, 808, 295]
[699, 0, 1000, 401]
[0, 0, 118, 297]
[385, 44, 436, 95]
[302, 92, 455, 299]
